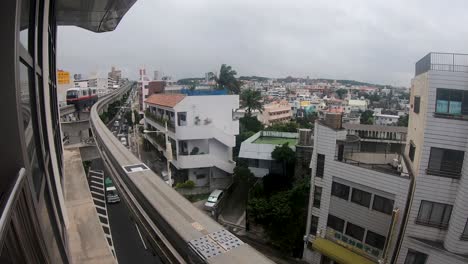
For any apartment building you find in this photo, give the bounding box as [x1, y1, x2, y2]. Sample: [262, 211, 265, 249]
[395, 53, 468, 264]
[144, 92, 239, 189]
[303, 112, 411, 264]
[258, 100, 292, 126]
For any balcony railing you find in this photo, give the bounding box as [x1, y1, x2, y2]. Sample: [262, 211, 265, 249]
[145, 109, 175, 132]
[415, 52, 468, 76]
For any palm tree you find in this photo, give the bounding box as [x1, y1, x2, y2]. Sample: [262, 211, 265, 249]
[240, 89, 263, 116]
[209, 64, 241, 94]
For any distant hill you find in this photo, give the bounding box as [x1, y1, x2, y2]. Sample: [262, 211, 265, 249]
[239, 76, 270, 82]
[177, 78, 204, 85]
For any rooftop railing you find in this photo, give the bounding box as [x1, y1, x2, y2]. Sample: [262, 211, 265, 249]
[415, 52, 468, 76]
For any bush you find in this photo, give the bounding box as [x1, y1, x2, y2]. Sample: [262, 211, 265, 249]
[175, 180, 195, 189]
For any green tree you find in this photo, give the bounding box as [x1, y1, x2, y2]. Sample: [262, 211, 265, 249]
[265, 121, 298, 132]
[335, 88, 348, 99]
[211, 64, 241, 94]
[239, 116, 263, 133]
[398, 114, 409, 127]
[240, 89, 263, 116]
[360, 110, 374, 125]
[271, 143, 296, 178]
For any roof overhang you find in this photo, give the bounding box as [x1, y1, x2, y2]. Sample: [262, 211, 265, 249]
[56, 0, 138, 32]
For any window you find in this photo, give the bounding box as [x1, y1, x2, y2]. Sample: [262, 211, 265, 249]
[196, 174, 206, 179]
[435, 88, 468, 116]
[427, 147, 464, 177]
[372, 195, 394, 215]
[461, 219, 468, 240]
[310, 215, 319, 235]
[404, 249, 428, 264]
[345, 222, 365, 241]
[416, 200, 452, 229]
[313, 186, 322, 208]
[365, 230, 386, 250]
[409, 142, 416, 162]
[327, 214, 345, 233]
[351, 188, 372, 208]
[316, 154, 325, 178]
[413, 96, 420, 113]
[331, 182, 350, 200]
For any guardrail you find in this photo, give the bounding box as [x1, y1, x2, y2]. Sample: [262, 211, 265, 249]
[415, 52, 468, 76]
[90, 83, 272, 263]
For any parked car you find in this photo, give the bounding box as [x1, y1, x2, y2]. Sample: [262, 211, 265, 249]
[120, 137, 127, 146]
[161, 171, 173, 186]
[204, 190, 224, 211]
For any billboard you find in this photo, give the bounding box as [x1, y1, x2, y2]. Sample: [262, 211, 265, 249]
[57, 70, 70, 84]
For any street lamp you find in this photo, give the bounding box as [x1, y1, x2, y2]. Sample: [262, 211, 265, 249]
[143, 122, 173, 187]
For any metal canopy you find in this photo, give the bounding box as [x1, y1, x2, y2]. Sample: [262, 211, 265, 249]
[56, 0, 137, 32]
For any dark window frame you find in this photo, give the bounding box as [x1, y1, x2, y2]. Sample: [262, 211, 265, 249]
[416, 200, 452, 229]
[345, 222, 365, 241]
[316, 154, 325, 178]
[372, 195, 394, 215]
[413, 96, 420, 113]
[434, 88, 468, 118]
[409, 141, 416, 162]
[327, 214, 345, 233]
[365, 230, 386, 250]
[331, 181, 350, 200]
[461, 219, 468, 240]
[313, 186, 322, 208]
[310, 215, 319, 235]
[351, 188, 372, 208]
[404, 249, 428, 264]
[426, 147, 464, 178]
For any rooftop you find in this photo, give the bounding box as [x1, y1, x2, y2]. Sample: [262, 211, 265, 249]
[253, 136, 297, 146]
[145, 94, 186, 108]
[415, 52, 468, 76]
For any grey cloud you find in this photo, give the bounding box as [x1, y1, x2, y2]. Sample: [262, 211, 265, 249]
[57, 0, 468, 86]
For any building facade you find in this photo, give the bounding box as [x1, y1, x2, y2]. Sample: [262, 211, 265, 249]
[395, 53, 468, 264]
[144, 93, 239, 189]
[303, 113, 411, 264]
[258, 100, 292, 126]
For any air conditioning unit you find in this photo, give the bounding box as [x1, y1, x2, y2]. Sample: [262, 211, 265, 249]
[397, 164, 403, 172]
[392, 158, 399, 168]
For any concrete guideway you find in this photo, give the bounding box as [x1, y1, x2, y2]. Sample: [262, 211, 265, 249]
[63, 148, 116, 264]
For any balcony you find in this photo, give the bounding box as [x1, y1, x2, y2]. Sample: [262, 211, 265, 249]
[415, 52, 468, 76]
[145, 109, 175, 132]
[175, 154, 235, 173]
[338, 151, 409, 177]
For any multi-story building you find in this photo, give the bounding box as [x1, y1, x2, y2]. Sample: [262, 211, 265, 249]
[303, 112, 411, 264]
[258, 100, 292, 126]
[374, 113, 400, 126]
[108, 66, 122, 85]
[395, 52, 468, 264]
[143, 92, 239, 189]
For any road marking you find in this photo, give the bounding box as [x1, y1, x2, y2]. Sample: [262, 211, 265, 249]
[134, 223, 147, 250]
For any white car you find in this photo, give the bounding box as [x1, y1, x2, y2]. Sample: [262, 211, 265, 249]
[120, 137, 127, 146]
[204, 190, 224, 211]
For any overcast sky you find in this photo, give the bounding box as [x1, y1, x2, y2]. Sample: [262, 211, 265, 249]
[57, 0, 468, 86]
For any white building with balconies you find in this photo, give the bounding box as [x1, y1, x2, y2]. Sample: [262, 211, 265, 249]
[143, 92, 239, 190]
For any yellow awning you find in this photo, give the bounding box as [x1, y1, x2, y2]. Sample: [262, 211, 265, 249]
[312, 238, 376, 264]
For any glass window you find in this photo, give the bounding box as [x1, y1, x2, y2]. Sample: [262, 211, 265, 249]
[345, 222, 365, 241]
[313, 186, 322, 208]
[351, 188, 372, 208]
[427, 147, 464, 177]
[409, 142, 416, 162]
[365, 230, 386, 250]
[404, 249, 428, 264]
[372, 195, 394, 215]
[310, 215, 319, 235]
[331, 181, 350, 200]
[327, 214, 345, 233]
[413, 96, 420, 113]
[435, 88, 468, 115]
[19, 0, 31, 50]
[316, 154, 325, 178]
[416, 200, 452, 229]
[462, 219, 468, 240]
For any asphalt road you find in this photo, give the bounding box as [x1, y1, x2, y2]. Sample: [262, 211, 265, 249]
[91, 138, 162, 263]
